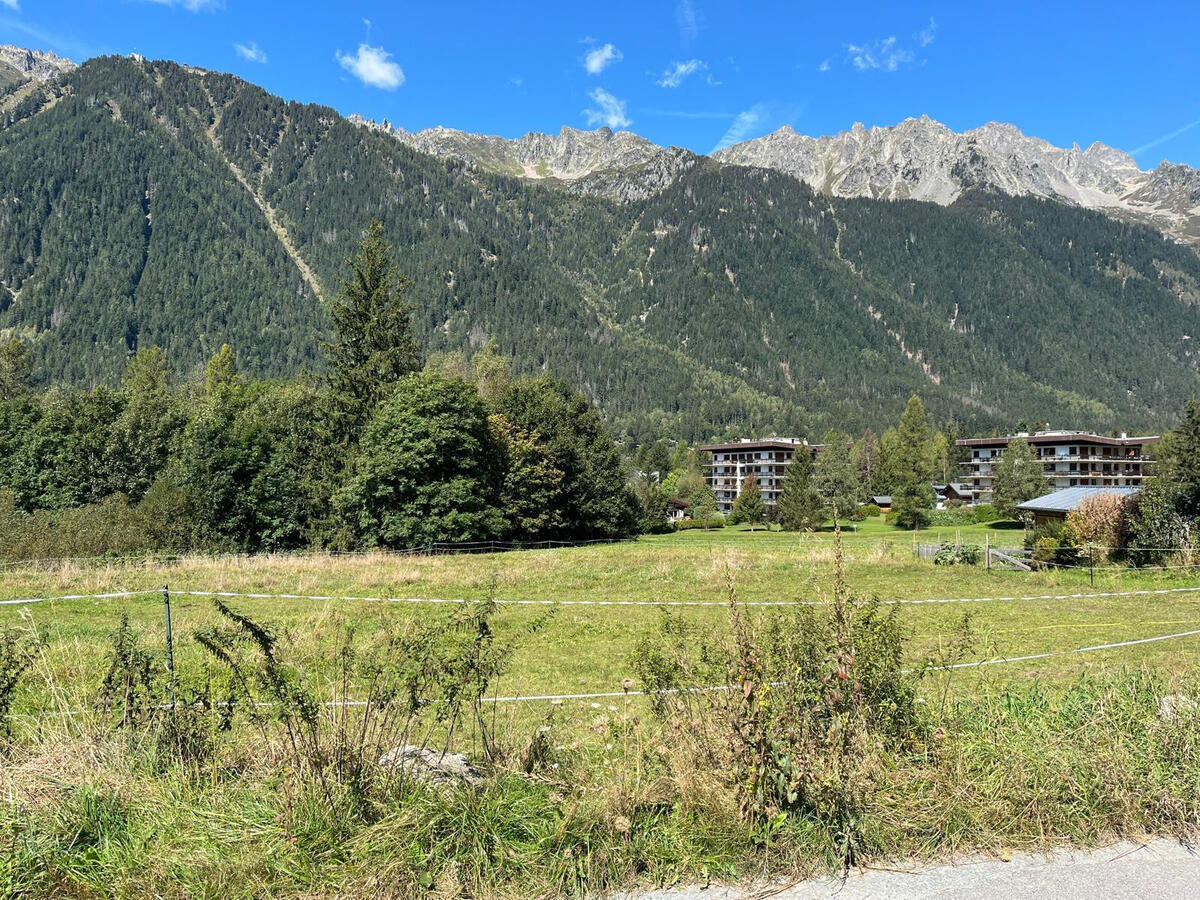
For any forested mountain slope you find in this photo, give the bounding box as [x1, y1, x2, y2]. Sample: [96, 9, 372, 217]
[2, 55, 1200, 440]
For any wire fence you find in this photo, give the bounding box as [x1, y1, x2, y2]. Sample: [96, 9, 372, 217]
[19, 622, 1200, 721]
[10, 584, 1200, 610]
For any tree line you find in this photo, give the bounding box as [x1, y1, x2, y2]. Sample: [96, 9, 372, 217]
[0, 223, 639, 556]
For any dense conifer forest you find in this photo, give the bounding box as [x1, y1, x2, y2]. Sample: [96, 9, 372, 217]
[3, 56, 1200, 442]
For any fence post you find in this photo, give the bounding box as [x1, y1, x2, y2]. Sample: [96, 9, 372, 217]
[1089, 546, 1095, 588]
[162, 584, 176, 711]
[985, 534, 990, 570]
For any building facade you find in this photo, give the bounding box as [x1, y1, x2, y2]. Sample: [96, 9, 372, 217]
[698, 438, 817, 515]
[956, 431, 1159, 503]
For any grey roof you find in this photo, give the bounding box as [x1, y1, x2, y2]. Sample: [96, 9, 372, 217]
[1016, 486, 1139, 514]
[871, 495, 892, 505]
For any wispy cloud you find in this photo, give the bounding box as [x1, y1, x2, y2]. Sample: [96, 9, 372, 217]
[0, 1, 19, 12]
[641, 108, 733, 120]
[234, 41, 267, 64]
[818, 59, 831, 73]
[141, 0, 224, 11]
[1130, 116, 1200, 157]
[656, 59, 706, 88]
[844, 19, 936, 73]
[711, 103, 768, 152]
[582, 42, 622, 75]
[676, 0, 701, 44]
[0, 16, 99, 59]
[847, 36, 913, 72]
[336, 43, 405, 90]
[583, 88, 631, 129]
[917, 17, 937, 47]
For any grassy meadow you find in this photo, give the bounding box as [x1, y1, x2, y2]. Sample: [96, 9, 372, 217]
[4, 519, 1200, 717]
[5, 521, 1200, 898]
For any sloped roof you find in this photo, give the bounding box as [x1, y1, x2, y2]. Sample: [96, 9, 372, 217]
[1016, 486, 1138, 514]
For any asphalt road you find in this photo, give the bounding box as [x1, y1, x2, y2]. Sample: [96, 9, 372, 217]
[615, 839, 1200, 899]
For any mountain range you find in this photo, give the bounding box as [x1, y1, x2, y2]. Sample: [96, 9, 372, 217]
[3, 50, 1200, 442]
[363, 116, 1200, 248]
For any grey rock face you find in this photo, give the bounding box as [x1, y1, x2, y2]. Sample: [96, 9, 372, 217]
[351, 113, 1200, 244]
[0, 45, 76, 83]
[351, 117, 661, 181]
[714, 116, 1200, 245]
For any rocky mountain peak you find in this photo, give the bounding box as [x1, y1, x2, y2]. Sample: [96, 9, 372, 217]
[0, 45, 76, 82]
[713, 116, 1200, 245]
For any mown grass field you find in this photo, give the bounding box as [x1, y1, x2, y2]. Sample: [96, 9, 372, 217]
[6, 519, 1200, 722]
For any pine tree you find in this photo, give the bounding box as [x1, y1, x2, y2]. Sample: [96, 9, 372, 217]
[777, 451, 825, 531]
[815, 431, 859, 521]
[323, 221, 421, 442]
[730, 474, 767, 529]
[0, 338, 32, 401]
[1157, 399, 1200, 517]
[892, 396, 936, 530]
[854, 428, 879, 498]
[990, 436, 1048, 519]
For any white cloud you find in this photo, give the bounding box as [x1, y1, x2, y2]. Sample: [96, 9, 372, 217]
[918, 17, 937, 47]
[583, 42, 622, 75]
[676, 0, 700, 43]
[818, 59, 831, 72]
[657, 59, 706, 88]
[583, 88, 631, 129]
[234, 41, 267, 64]
[0, 1, 19, 11]
[142, 0, 224, 11]
[847, 36, 914, 72]
[711, 103, 767, 152]
[336, 43, 405, 90]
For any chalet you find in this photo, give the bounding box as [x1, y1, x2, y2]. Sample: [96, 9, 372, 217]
[666, 497, 691, 522]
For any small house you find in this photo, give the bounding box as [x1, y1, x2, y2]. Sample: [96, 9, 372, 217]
[666, 497, 691, 522]
[1016, 486, 1138, 529]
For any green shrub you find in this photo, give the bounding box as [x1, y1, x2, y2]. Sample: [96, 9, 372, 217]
[933, 543, 983, 566]
[858, 504, 881, 518]
[676, 515, 726, 530]
[971, 503, 998, 523]
[633, 544, 921, 864]
[1027, 521, 1080, 568]
[926, 508, 979, 527]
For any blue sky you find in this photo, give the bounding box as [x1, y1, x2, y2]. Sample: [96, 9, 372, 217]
[3, 1, 1199, 166]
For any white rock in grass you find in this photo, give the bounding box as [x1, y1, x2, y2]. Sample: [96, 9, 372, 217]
[1158, 694, 1196, 721]
[377, 745, 484, 787]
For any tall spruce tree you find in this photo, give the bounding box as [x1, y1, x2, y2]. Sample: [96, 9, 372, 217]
[892, 396, 936, 530]
[814, 431, 859, 521]
[991, 437, 1049, 519]
[777, 451, 825, 531]
[1156, 399, 1200, 517]
[731, 474, 767, 529]
[324, 221, 421, 443]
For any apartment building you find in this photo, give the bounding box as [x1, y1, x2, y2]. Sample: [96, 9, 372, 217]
[698, 438, 818, 515]
[956, 431, 1159, 502]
